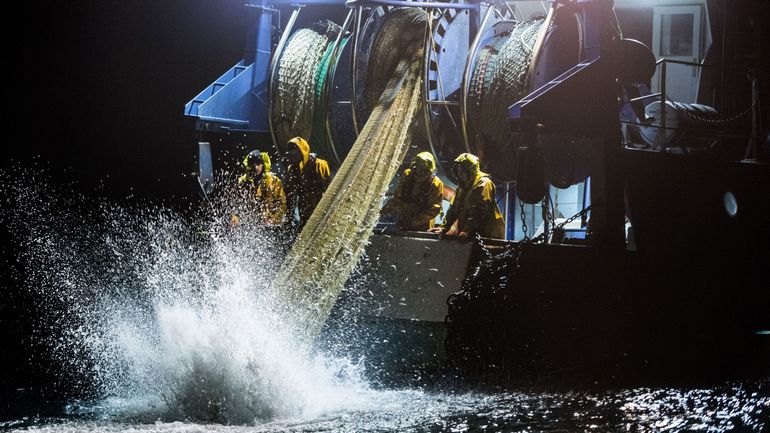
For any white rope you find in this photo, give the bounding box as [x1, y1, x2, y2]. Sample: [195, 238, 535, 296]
[274, 21, 340, 152]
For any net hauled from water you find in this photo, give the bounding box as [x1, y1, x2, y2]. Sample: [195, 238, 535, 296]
[273, 51, 425, 344]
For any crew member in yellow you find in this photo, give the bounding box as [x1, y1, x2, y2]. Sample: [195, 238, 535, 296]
[430, 153, 505, 239]
[381, 151, 444, 231]
[236, 149, 287, 226]
[284, 137, 332, 228]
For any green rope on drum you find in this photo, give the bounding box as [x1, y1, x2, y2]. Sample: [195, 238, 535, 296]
[325, 34, 353, 165]
[272, 20, 340, 158]
[310, 41, 337, 163]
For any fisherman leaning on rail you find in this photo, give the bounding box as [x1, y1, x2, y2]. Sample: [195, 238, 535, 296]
[284, 136, 331, 228]
[233, 149, 287, 226]
[430, 153, 505, 239]
[381, 151, 444, 231]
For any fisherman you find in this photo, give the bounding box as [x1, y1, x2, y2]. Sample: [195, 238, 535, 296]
[283, 136, 332, 229]
[430, 152, 505, 239]
[381, 151, 444, 231]
[235, 149, 287, 226]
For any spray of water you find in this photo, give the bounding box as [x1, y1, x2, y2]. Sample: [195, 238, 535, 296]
[1, 168, 371, 424]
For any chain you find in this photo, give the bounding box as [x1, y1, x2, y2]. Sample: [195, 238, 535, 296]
[542, 192, 555, 231]
[516, 196, 589, 246]
[666, 98, 751, 125]
[518, 198, 529, 240]
[474, 233, 493, 261]
[680, 105, 750, 125]
[528, 204, 591, 244]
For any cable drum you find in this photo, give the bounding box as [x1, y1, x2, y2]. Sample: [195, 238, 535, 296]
[271, 20, 341, 159]
[638, 101, 722, 150]
[466, 19, 544, 181]
[325, 34, 356, 166]
[424, 4, 509, 183]
[362, 8, 427, 120]
[466, 23, 509, 148]
[354, 7, 429, 168]
[310, 34, 340, 161]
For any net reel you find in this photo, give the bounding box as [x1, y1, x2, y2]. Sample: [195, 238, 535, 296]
[267, 1, 583, 185]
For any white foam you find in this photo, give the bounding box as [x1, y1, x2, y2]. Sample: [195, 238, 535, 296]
[8, 181, 374, 424]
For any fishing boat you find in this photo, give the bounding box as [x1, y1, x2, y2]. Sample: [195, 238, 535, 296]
[185, 0, 769, 386]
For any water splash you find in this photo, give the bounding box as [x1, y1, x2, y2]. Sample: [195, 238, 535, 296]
[1, 169, 370, 424]
[4, 170, 769, 432]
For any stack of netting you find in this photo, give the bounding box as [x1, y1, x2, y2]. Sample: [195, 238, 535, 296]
[272, 9, 427, 344]
[272, 20, 341, 158]
[467, 19, 543, 178]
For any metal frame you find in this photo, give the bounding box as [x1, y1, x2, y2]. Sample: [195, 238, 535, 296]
[267, 7, 303, 150]
[621, 57, 736, 151]
[187, 0, 488, 136]
[459, 4, 495, 149]
[347, 0, 478, 10]
[323, 8, 357, 164]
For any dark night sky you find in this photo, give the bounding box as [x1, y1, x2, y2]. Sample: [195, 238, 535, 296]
[10, 0, 253, 200]
[3, 2, 257, 403]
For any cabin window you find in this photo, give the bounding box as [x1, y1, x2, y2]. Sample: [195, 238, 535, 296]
[660, 13, 694, 57]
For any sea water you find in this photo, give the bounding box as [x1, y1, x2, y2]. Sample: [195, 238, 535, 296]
[1, 173, 767, 432]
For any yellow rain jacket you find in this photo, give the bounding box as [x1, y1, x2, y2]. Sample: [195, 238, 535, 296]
[383, 152, 444, 231]
[441, 153, 505, 239]
[284, 137, 332, 227]
[238, 151, 287, 225]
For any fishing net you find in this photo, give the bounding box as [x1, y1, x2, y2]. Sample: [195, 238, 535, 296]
[467, 19, 543, 178]
[272, 11, 426, 344]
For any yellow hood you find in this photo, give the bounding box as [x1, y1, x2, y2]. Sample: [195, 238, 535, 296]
[242, 150, 272, 174]
[288, 136, 311, 170]
[453, 153, 483, 187]
[412, 151, 436, 174]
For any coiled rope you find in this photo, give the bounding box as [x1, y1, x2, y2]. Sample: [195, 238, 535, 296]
[364, 8, 427, 116]
[272, 20, 341, 157]
[467, 19, 543, 176]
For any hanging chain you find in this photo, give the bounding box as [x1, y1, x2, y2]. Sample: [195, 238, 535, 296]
[542, 192, 555, 233]
[665, 96, 751, 126]
[679, 105, 751, 125]
[518, 198, 529, 240]
[529, 205, 592, 244]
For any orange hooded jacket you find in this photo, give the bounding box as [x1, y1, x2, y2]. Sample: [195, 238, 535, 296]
[284, 137, 331, 227]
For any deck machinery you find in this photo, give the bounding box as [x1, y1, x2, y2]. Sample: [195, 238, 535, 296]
[185, 0, 648, 244]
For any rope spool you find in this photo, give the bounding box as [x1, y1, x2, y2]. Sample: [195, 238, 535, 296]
[326, 34, 356, 165]
[358, 8, 427, 124]
[272, 10, 427, 166]
[639, 101, 722, 150]
[271, 20, 341, 159]
[425, 3, 509, 182]
[467, 19, 544, 182]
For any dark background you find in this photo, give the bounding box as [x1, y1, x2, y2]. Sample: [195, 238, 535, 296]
[2, 0, 255, 416]
[8, 0, 253, 201]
